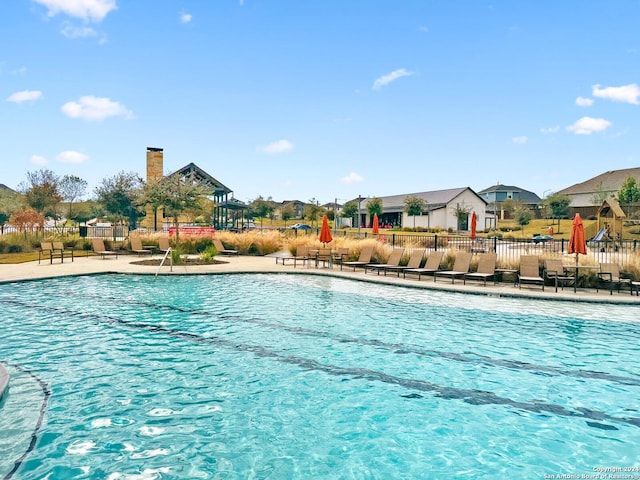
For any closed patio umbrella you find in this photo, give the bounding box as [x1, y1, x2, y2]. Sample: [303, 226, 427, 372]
[568, 213, 587, 258]
[372, 213, 379, 234]
[568, 213, 587, 291]
[319, 215, 333, 245]
[470, 212, 477, 240]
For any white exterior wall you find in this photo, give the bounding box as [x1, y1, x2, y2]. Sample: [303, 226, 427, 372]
[400, 190, 487, 231]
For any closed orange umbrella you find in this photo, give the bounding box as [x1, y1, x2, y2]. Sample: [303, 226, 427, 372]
[319, 215, 333, 245]
[568, 213, 587, 256]
[372, 213, 379, 234]
[470, 212, 477, 240]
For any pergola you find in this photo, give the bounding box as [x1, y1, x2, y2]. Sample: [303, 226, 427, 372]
[169, 163, 237, 229]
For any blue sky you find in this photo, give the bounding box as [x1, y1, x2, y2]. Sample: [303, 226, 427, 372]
[2, 1, 640, 205]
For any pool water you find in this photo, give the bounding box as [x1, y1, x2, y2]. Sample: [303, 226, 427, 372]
[1, 273, 639, 479]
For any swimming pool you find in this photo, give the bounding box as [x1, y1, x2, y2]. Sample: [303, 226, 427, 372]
[1, 273, 639, 479]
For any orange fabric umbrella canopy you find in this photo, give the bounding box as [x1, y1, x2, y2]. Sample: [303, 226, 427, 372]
[319, 215, 333, 245]
[470, 212, 477, 240]
[372, 213, 379, 234]
[568, 213, 587, 255]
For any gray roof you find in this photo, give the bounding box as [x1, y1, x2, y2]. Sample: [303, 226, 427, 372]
[0, 184, 17, 194]
[169, 162, 232, 196]
[358, 187, 486, 212]
[477, 184, 542, 204]
[558, 167, 640, 195]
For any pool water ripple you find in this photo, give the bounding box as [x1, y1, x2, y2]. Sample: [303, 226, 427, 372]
[1, 274, 640, 479]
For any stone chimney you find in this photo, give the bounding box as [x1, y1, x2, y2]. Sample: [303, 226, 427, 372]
[143, 147, 164, 230]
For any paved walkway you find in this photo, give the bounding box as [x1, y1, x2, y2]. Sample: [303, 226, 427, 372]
[1, 252, 639, 305]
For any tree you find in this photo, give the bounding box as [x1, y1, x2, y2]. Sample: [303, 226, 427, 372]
[304, 198, 323, 227]
[617, 177, 640, 218]
[94, 171, 145, 228]
[59, 175, 88, 222]
[139, 173, 210, 242]
[340, 200, 358, 227]
[366, 197, 383, 219]
[281, 203, 295, 227]
[450, 203, 472, 231]
[9, 208, 45, 234]
[0, 188, 23, 233]
[544, 193, 571, 233]
[20, 169, 62, 219]
[404, 195, 426, 229]
[248, 196, 275, 229]
[514, 205, 533, 234]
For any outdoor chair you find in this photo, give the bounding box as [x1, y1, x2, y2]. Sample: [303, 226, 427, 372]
[314, 247, 333, 268]
[277, 245, 310, 267]
[364, 248, 405, 275]
[517, 255, 544, 290]
[158, 236, 171, 254]
[404, 250, 444, 280]
[39, 241, 64, 264]
[341, 245, 374, 271]
[383, 248, 425, 277]
[52, 241, 74, 262]
[597, 263, 632, 295]
[434, 251, 473, 284]
[129, 237, 153, 256]
[463, 252, 496, 286]
[543, 258, 574, 292]
[213, 238, 238, 255]
[91, 238, 119, 259]
[331, 247, 350, 268]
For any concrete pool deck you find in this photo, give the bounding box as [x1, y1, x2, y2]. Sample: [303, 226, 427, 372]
[1, 252, 639, 305]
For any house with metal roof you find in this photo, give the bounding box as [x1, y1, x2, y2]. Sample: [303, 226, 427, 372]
[356, 187, 488, 232]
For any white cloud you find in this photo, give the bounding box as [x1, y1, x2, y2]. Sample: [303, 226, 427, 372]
[512, 136, 528, 145]
[56, 150, 89, 164]
[372, 69, 414, 90]
[61, 23, 97, 38]
[6, 90, 42, 103]
[540, 125, 560, 134]
[592, 83, 640, 105]
[566, 116, 612, 135]
[256, 139, 294, 155]
[34, 0, 117, 22]
[30, 155, 48, 166]
[61, 95, 133, 121]
[180, 13, 192, 24]
[339, 172, 364, 185]
[575, 96, 594, 107]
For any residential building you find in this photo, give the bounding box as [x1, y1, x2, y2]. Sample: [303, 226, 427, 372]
[477, 184, 542, 223]
[557, 167, 640, 218]
[356, 187, 488, 232]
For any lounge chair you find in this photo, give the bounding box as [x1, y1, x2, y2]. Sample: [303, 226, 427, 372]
[517, 255, 544, 290]
[597, 263, 631, 295]
[364, 248, 405, 275]
[39, 241, 64, 264]
[434, 251, 473, 284]
[341, 245, 374, 271]
[129, 237, 153, 256]
[384, 248, 425, 277]
[544, 258, 574, 292]
[158, 236, 171, 253]
[277, 245, 310, 267]
[404, 250, 444, 280]
[213, 238, 238, 255]
[92, 238, 119, 259]
[463, 252, 496, 286]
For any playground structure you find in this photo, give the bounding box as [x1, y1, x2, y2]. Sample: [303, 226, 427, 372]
[595, 198, 625, 249]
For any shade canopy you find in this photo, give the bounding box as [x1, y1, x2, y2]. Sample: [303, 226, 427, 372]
[372, 213, 379, 234]
[319, 215, 333, 245]
[568, 213, 587, 256]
